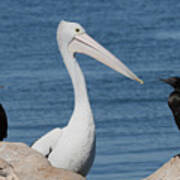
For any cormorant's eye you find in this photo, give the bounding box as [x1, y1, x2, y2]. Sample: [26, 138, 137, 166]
[75, 28, 80, 33]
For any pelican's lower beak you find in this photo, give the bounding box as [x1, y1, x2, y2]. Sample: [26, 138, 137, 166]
[68, 33, 143, 84]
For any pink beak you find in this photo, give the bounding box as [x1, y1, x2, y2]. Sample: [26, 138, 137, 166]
[68, 33, 143, 84]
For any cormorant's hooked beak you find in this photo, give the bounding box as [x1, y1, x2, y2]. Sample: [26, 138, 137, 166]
[0, 86, 4, 88]
[160, 78, 176, 88]
[68, 33, 143, 84]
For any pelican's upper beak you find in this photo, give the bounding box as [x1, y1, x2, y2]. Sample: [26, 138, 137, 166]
[68, 33, 143, 84]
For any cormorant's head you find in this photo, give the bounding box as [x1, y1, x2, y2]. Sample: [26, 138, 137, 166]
[161, 77, 180, 89]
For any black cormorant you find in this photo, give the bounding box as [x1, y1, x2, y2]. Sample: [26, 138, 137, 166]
[0, 104, 8, 141]
[161, 77, 180, 130]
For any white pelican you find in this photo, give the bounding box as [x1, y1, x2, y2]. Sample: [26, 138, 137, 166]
[32, 20, 143, 176]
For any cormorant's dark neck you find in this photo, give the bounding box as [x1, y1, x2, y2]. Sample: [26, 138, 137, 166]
[172, 113, 180, 130]
[168, 91, 180, 130]
[175, 88, 180, 93]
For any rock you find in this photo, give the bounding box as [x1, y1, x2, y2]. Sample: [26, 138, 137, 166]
[0, 158, 19, 180]
[143, 155, 180, 180]
[0, 142, 85, 180]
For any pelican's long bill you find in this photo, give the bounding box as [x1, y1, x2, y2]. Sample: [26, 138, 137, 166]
[68, 33, 143, 84]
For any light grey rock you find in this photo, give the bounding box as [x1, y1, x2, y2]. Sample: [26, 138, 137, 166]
[0, 158, 19, 180]
[143, 155, 180, 180]
[0, 142, 85, 180]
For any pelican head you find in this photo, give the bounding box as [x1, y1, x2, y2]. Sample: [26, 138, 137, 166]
[57, 20, 85, 48]
[57, 20, 143, 84]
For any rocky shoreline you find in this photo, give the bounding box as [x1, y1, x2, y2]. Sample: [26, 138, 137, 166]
[143, 155, 180, 180]
[0, 142, 85, 180]
[2, 141, 179, 180]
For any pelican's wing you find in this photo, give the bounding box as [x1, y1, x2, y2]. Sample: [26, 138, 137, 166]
[31, 128, 63, 157]
[0, 104, 8, 141]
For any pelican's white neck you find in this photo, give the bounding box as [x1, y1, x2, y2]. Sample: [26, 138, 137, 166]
[60, 46, 91, 114]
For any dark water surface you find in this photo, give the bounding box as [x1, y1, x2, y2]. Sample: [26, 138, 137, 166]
[1, 1, 180, 179]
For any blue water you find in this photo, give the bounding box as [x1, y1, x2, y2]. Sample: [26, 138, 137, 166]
[1, 0, 180, 179]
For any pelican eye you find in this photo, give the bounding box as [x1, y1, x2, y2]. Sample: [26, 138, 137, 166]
[75, 28, 80, 32]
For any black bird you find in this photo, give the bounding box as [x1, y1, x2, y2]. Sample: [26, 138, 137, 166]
[161, 77, 180, 130]
[0, 104, 8, 141]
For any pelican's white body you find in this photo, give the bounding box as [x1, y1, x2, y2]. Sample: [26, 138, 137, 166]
[33, 106, 96, 176]
[49, 111, 95, 175]
[32, 20, 142, 176]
